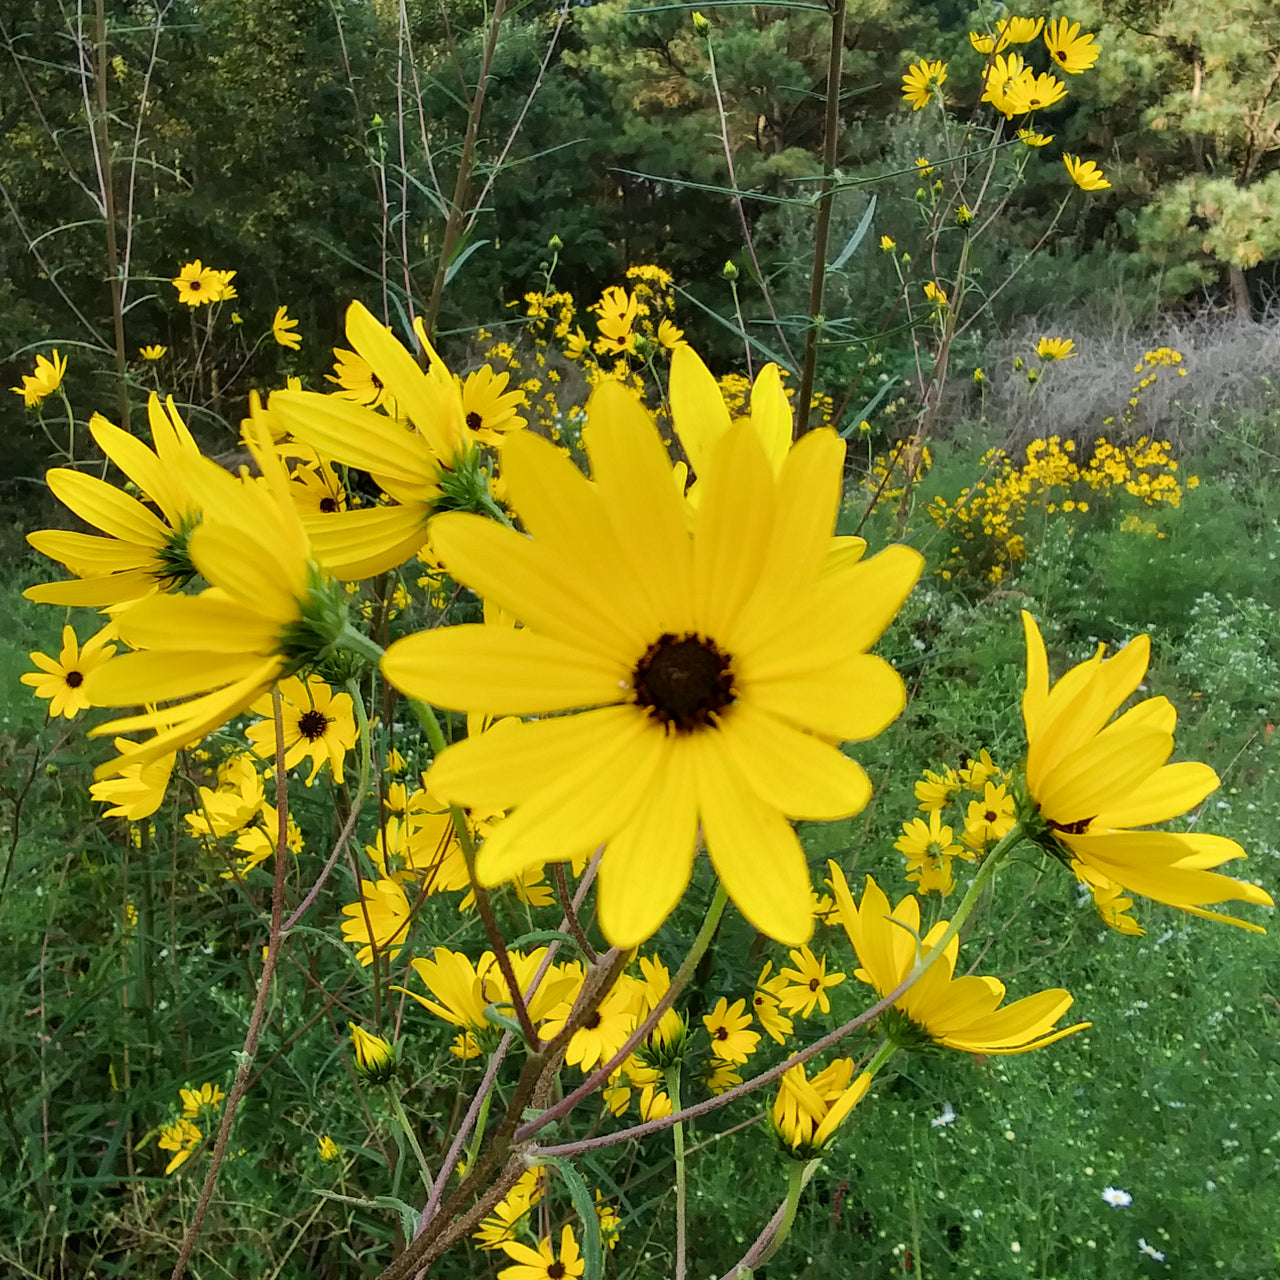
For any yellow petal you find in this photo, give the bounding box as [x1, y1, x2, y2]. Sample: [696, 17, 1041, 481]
[24, 570, 157, 607]
[116, 592, 280, 654]
[595, 735, 700, 947]
[46, 469, 168, 547]
[694, 731, 813, 946]
[85, 647, 268, 705]
[27, 529, 155, 577]
[692, 420, 776, 639]
[715, 700, 871, 820]
[1091, 760, 1219, 829]
[382, 624, 629, 716]
[189, 522, 304, 620]
[89, 415, 188, 527]
[304, 504, 428, 579]
[746, 651, 906, 741]
[429, 509, 650, 657]
[1034, 728, 1173, 824]
[582, 380, 695, 634]
[473, 713, 668, 885]
[747, 363, 793, 473]
[669, 345, 731, 479]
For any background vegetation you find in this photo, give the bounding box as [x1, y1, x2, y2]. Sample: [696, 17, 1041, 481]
[3, 1, 1279, 1277]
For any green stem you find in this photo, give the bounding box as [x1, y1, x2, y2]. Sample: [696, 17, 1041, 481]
[911, 823, 1023, 971]
[757, 1158, 816, 1267]
[335, 623, 386, 671]
[462, 1082, 495, 1177]
[862, 1037, 897, 1077]
[666, 1065, 687, 1280]
[388, 1090, 434, 1190]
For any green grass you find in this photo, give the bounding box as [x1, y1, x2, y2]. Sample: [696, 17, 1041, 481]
[2, 419, 1278, 1279]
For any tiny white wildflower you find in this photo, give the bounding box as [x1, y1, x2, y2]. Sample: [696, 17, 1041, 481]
[1101, 1186, 1132, 1208]
[1137, 1238, 1166, 1262]
[931, 1103, 956, 1128]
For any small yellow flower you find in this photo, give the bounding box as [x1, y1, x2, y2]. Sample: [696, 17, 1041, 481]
[158, 1118, 202, 1174]
[22, 624, 117, 718]
[139, 344, 168, 361]
[1063, 154, 1111, 191]
[272, 305, 302, 350]
[1036, 336, 1076, 361]
[348, 1022, 396, 1082]
[10, 349, 67, 407]
[702, 996, 760, 1063]
[772, 1059, 872, 1157]
[1017, 127, 1054, 147]
[879, 234, 896, 251]
[179, 1082, 226, 1119]
[776, 945, 846, 1018]
[317, 1133, 341, 1161]
[923, 280, 948, 307]
[1044, 17, 1099, 75]
[902, 59, 947, 111]
[171, 260, 221, 306]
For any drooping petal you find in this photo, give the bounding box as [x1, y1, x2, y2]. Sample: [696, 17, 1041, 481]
[115, 592, 280, 655]
[596, 735, 700, 947]
[304, 503, 429, 580]
[45, 469, 169, 547]
[695, 731, 814, 946]
[84, 647, 269, 704]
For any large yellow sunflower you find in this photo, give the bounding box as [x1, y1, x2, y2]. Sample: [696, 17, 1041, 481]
[1019, 611, 1273, 929]
[381, 376, 922, 947]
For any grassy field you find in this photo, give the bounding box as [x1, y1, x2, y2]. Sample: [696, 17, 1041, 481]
[1, 411, 1278, 1280]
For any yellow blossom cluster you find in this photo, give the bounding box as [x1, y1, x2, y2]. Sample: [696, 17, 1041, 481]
[860, 433, 933, 503]
[928, 432, 1188, 582]
[156, 1081, 225, 1174]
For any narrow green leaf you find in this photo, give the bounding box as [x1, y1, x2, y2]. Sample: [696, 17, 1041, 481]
[539, 1154, 604, 1280]
[829, 195, 877, 273]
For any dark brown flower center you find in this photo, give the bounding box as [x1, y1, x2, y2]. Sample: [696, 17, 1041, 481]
[319, 496, 339, 513]
[583, 1012, 602, 1031]
[808, 978, 820, 991]
[466, 410, 483, 431]
[298, 710, 330, 742]
[632, 633, 734, 732]
[1050, 816, 1094, 835]
[548, 1264, 566, 1279]
[984, 809, 997, 823]
[65, 670, 84, 688]
[714, 1026, 729, 1041]
[369, 371, 383, 390]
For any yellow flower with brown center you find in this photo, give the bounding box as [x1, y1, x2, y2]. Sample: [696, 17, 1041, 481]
[245, 674, 356, 785]
[830, 867, 1090, 1054]
[590, 285, 639, 354]
[1019, 611, 1273, 930]
[902, 58, 947, 111]
[702, 996, 759, 1063]
[172, 260, 221, 307]
[459, 364, 528, 445]
[1044, 17, 1099, 75]
[751, 960, 794, 1044]
[22, 624, 117, 718]
[775, 945, 846, 1018]
[1004, 70, 1068, 115]
[382, 373, 922, 947]
[498, 1224, 584, 1280]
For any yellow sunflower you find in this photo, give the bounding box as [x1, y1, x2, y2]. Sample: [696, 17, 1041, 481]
[499, 1225, 584, 1280]
[171, 260, 221, 307]
[272, 305, 302, 351]
[327, 345, 398, 414]
[772, 1059, 871, 1156]
[902, 58, 947, 111]
[22, 624, 117, 718]
[1044, 18, 1099, 75]
[10, 350, 67, 407]
[1063, 154, 1111, 191]
[26, 396, 239, 607]
[459, 365, 528, 446]
[81, 409, 347, 777]
[830, 868, 1090, 1054]
[244, 674, 356, 784]
[1019, 611, 1273, 930]
[382, 376, 922, 947]
[1036, 337, 1076, 361]
[1005, 70, 1068, 115]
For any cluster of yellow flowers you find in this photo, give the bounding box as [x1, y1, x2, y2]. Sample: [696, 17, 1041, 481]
[927, 432, 1190, 582]
[156, 1082, 225, 1174]
[9, 349, 67, 408]
[898, 751, 1015, 894]
[860, 433, 933, 503]
[1107, 345, 1190, 429]
[901, 16, 1110, 191]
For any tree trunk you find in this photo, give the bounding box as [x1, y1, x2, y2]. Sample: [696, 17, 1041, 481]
[1228, 263, 1251, 318]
